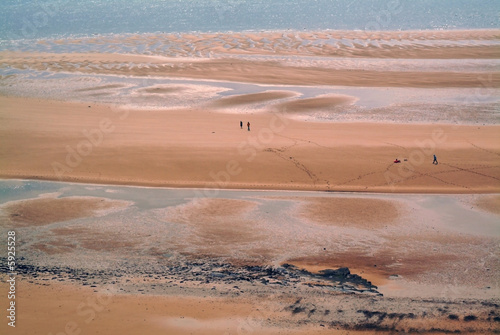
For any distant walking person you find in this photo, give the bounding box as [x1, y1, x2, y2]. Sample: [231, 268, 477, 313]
[247, 121, 250, 131]
[433, 154, 438, 165]
[240, 121, 243, 129]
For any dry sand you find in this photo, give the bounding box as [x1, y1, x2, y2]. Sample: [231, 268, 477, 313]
[1, 95, 498, 193]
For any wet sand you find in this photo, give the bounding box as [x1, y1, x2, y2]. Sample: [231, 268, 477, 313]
[298, 197, 399, 229]
[5, 29, 500, 59]
[0, 181, 499, 334]
[475, 194, 500, 214]
[3, 51, 499, 88]
[209, 91, 297, 108]
[2, 196, 130, 226]
[275, 95, 357, 113]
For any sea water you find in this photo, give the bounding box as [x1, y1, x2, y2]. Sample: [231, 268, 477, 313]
[1, 0, 499, 42]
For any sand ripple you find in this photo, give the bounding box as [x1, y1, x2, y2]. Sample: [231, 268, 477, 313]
[209, 91, 296, 108]
[5, 30, 498, 59]
[275, 94, 356, 113]
[299, 197, 400, 229]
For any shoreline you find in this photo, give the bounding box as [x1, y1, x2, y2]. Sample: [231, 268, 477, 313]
[2, 176, 500, 195]
[5, 177, 500, 196]
[2, 27, 498, 44]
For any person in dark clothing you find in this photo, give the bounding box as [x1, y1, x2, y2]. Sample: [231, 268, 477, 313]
[433, 154, 438, 165]
[247, 121, 250, 131]
[240, 121, 243, 129]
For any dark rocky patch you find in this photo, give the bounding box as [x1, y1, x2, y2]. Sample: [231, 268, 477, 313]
[463, 315, 477, 322]
[283, 264, 379, 295]
[0, 256, 495, 334]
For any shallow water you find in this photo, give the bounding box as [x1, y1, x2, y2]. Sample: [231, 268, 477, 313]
[1, 179, 498, 304]
[1, 179, 498, 236]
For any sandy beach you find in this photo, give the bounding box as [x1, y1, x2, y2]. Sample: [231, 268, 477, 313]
[1, 28, 499, 334]
[1, 95, 499, 193]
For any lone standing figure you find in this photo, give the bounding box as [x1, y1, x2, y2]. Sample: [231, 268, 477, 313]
[433, 154, 438, 165]
[247, 121, 250, 131]
[240, 121, 243, 129]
